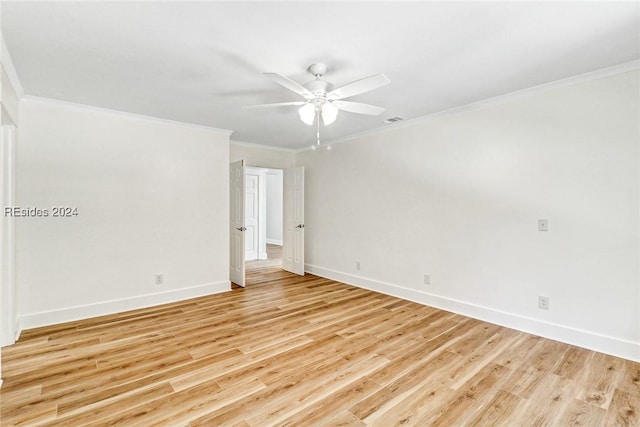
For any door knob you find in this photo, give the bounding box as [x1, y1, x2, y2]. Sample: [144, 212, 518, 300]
[295, 224, 305, 229]
[236, 227, 247, 231]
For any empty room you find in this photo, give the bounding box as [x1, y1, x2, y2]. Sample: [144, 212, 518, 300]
[0, 1, 639, 426]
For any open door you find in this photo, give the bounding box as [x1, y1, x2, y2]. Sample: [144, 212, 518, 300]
[244, 167, 267, 261]
[283, 166, 304, 275]
[230, 160, 245, 287]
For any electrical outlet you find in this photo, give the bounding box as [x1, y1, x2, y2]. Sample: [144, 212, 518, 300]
[538, 295, 549, 310]
[155, 274, 164, 285]
[356, 261, 360, 271]
[538, 219, 549, 232]
[424, 274, 431, 285]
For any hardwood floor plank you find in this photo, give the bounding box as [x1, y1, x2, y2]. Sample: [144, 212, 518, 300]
[419, 363, 511, 426]
[84, 377, 264, 427]
[2, 263, 637, 425]
[1, 400, 58, 426]
[43, 382, 175, 426]
[554, 398, 607, 426]
[604, 388, 640, 427]
[189, 354, 354, 426]
[447, 330, 520, 390]
[575, 351, 625, 409]
[278, 377, 381, 426]
[465, 389, 524, 426]
[245, 353, 390, 426]
[619, 359, 640, 395]
[510, 371, 583, 425]
[553, 345, 592, 380]
[317, 410, 366, 427]
[350, 349, 461, 421]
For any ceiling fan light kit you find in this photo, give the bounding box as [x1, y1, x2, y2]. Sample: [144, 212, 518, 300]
[250, 63, 390, 148]
[320, 102, 338, 125]
[298, 103, 316, 125]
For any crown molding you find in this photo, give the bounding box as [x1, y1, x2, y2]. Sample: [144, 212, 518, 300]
[21, 95, 235, 136]
[297, 60, 640, 153]
[230, 139, 297, 153]
[1, 34, 25, 99]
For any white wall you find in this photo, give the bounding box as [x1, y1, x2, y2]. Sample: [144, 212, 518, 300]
[230, 141, 295, 169]
[266, 169, 283, 245]
[16, 98, 231, 328]
[0, 30, 22, 385]
[1, 35, 23, 126]
[298, 69, 640, 362]
[1, 68, 18, 126]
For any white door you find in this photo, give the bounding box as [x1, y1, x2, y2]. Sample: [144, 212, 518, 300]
[244, 167, 267, 261]
[283, 167, 304, 275]
[230, 160, 245, 287]
[244, 173, 259, 261]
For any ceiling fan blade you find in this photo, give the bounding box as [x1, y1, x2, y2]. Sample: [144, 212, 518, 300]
[327, 74, 390, 100]
[333, 100, 385, 116]
[245, 101, 306, 109]
[264, 73, 313, 99]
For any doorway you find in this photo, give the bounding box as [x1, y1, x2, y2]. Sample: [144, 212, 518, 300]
[245, 168, 283, 273]
[229, 161, 304, 288]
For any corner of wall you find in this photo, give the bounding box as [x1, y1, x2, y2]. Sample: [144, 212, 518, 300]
[1, 34, 25, 100]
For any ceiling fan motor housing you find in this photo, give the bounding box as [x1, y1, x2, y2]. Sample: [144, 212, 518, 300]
[304, 79, 333, 98]
[307, 63, 327, 77]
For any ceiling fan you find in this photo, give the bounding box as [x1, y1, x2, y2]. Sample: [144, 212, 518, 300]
[249, 63, 390, 131]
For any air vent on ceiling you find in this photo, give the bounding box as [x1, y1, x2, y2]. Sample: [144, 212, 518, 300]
[384, 116, 406, 124]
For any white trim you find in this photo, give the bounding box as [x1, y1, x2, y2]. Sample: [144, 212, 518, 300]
[18, 281, 231, 331]
[0, 36, 24, 99]
[305, 264, 640, 363]
[230, 139, 297, 153]
[296, 60, 640, 153]
[21, 96, 234, 136]
[266, 238, 283, 246]
[0, 126, 17, 348]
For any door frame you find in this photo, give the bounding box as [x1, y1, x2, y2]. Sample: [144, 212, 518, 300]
[0, 124, 17, 349]
[229, 162, 304, 286]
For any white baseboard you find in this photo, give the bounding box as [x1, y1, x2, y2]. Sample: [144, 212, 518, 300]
[18, 281, 231, 331]
[305, 264, 640, 363]
[266, 238, 283, 246]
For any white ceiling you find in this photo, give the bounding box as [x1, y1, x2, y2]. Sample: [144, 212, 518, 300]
[2, 2, 639, 149]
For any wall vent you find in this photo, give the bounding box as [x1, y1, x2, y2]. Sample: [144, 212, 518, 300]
[384, 116, 406, 123]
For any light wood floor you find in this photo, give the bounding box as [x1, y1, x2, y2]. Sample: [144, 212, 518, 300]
[245, 244, 283, 276]
[1, 265, 638, 426]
